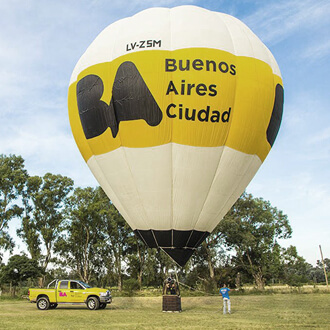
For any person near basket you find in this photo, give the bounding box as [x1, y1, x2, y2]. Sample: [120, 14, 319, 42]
[219, 284, 231, 314]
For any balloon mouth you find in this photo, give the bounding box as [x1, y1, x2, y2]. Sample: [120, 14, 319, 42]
[161, 248, 196, 267]
[134, 229, 209, 267]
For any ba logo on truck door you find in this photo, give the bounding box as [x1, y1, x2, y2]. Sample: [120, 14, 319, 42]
[59, 292, 67, 297]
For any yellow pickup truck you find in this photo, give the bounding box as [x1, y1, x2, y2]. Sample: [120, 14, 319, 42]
[28, 279, 112, 310]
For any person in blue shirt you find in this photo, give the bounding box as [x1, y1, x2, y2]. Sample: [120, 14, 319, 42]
[219, 284, 231, 314]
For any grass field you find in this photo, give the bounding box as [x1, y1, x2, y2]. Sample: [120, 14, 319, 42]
[1, 294, 329, 329]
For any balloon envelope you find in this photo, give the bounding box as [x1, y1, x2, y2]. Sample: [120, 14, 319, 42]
[68, 6, 283, 266]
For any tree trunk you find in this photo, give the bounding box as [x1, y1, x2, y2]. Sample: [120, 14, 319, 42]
[245, 251, 265, 290]
[9, 282, 16, 297]
[83, 226, 90, 283]
[202, 241, 215, 280]
[114, 251, 123, 291]
[43, 244, 52, 271]
[235, 272, 241, 290]
[137, 242, 145, 290]
[117, 273, 122, 291]
[207, 257, 215, 280]
[38, 277, 44, 288]
[253, 268, 265, 290]
[204, 241, 216, 291]
[138, 269, 142, 290]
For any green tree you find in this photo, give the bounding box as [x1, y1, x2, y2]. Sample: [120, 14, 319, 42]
[16, 215, 41, 260]
[0, 154, 28, 256]
[0, 254, 43, 296]
[189, 233, 228, 291]
[55, 187, 105, 283]
[282, 245, 312, 287]
[310, 258, 330, 283]
[20, 173, 73, 272]
[140, 249, 162, 287]
[99, 188, 132, 291]
[155, 249, 177, 283]
[126, 235, 148, 289]
[268, 242, 284, 284]
[218, 192, 292, 289]
[318, 258, 330, 271]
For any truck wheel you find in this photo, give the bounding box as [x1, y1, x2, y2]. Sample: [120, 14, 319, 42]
[99, 303, 107, 309]
[87, 297, 100, 310]
[37, 297, 50, 310]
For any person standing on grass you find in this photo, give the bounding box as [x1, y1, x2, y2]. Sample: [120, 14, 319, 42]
[219, 284, 231, 314]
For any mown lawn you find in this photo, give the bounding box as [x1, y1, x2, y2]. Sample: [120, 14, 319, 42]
[0, 294, 329, 329]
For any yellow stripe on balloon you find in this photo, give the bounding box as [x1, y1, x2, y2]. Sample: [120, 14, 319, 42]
[68, 48, 282, 163]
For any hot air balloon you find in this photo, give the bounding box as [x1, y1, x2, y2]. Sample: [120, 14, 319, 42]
[68, 6, 283, 267]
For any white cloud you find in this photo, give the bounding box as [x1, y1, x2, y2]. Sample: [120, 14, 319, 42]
[243, 0, 330, 45]
[308, 127, 330, 145]
[301, 39, 330, 61]
[89, 0, 196, 9]
[0, 102, 96, 186]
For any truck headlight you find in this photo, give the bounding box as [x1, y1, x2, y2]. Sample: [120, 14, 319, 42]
[100, 292, 108, 297]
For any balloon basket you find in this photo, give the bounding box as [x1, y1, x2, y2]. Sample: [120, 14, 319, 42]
[162, 295, 182, 312]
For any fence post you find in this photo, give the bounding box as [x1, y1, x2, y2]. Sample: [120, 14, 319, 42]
[319, 245, 329, 289]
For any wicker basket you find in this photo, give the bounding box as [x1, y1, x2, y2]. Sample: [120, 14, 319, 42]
[162, 295, 182, 312]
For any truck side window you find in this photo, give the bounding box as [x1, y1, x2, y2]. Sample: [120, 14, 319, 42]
[59, 281, 69, 289]
[70, 281, 84, 290]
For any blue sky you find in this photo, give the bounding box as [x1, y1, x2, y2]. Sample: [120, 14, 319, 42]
[1, 0, 329, 265]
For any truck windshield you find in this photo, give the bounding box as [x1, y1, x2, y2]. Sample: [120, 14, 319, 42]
[79, 281, 92, 288]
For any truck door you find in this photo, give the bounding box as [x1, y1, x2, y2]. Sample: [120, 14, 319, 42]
[57, 280, 71, 303]
[70, 281, 84, 303]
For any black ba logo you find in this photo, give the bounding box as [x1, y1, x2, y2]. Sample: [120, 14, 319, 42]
[76, 61, 163, 139]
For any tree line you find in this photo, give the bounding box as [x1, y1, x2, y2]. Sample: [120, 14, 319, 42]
[0, 154, 328, 295]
